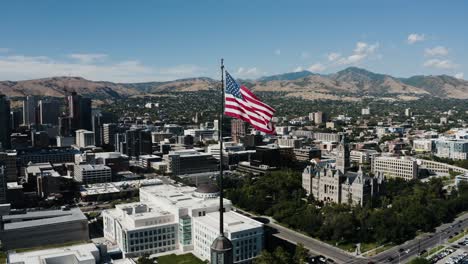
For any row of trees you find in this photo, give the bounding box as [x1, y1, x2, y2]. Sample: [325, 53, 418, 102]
[226, 171, 468, 246]
[254, 244, 308, 264]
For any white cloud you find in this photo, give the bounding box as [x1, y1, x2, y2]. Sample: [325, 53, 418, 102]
[236, 67, 260, 78]
[425, 46, 449, 56]
[0, 48, 9, 53]
[327, 52, 341, 62]
[293, 66, 303, 72]
[407, 33, 425, 44]
[423, 59, 457, 69]
[454, 73, 464, 80]
[68, 53, 108, 64]
[274, 49, 281, 55]
[337, 42, 379, 65]
[0, 53, 204, 82]
[307, 63, 326, 72]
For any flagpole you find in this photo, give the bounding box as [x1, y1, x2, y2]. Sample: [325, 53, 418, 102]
[210, 58, 233, 264]
[219, 58, 225, 236]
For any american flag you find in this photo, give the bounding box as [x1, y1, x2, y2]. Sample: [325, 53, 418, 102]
[224, 71, 276, 134]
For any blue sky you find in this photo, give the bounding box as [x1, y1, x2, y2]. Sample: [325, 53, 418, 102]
[0, 0, 466, 82]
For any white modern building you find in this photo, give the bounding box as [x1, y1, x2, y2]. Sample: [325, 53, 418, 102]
[74, 164, 112, 184]
[103, 184, 264, 263]
[193, 211, 263, 263]
[76, 129, 95, 148]
[371, 156, 418, 180]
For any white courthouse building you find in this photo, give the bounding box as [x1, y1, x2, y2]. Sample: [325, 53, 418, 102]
[103, 184, 264, 263]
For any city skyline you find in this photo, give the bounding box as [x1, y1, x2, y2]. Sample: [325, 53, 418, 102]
[0, 0, 467, 82]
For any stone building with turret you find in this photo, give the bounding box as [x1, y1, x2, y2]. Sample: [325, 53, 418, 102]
[302, 136, 385, 206]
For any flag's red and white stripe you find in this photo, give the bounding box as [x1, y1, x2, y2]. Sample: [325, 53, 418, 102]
[224, 85, 276, 134]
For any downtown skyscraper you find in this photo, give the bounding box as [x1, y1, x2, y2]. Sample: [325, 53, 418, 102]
[0, 95, 12, 150]
[59, 92, 92, 136]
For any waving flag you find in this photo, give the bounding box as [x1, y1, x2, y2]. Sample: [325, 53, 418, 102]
[224, 71, 276, 134]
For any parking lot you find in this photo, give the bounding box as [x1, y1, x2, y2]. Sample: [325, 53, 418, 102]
[430, 237, 468, 264]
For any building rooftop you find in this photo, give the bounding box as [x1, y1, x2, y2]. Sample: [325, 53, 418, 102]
[106, 202, 175, 230]
[25, 163, 54, 174]
[139, 154, 161, 160]
[76, 164, 111, 171]
[8, 243, 99, 264]
[80, 179, 163, 196]
[7, 182, 23, 190]
[140, 184, 231, 210]
[195, 211, 263, 234]
[2, 208, 87, 230]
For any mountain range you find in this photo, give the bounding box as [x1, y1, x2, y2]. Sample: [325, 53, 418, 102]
[1, 67, 467, 101]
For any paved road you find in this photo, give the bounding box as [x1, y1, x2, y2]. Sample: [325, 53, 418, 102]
[267, 221, 360, 263]
[346, 212, 468, 264]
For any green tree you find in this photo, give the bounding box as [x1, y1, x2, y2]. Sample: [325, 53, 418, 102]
[293, 243, 308, 264]
[254, 247, 292, 264]
[254, 250, 275, 264]
[408, 257, 430, 264]
[137, 254, 156, 264]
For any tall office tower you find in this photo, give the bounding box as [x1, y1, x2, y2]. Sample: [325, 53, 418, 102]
[58, 116, 73, 136]
[314, 111, 326, 124]
[0, 152, 18, 182]
[335, 136, 350, 174]
[10, 110, 23, 129]
[103, 123, 117, 146]
[66, 92, 92, 133]
[125, 129, 152, 158]
[22, 95, 37, 126]
[114, 133, 126, 153]
[0, 95, 12, 150]
[0, 166, 6, 204]
[231, 119, 247, 143]
[38, 100, 60, 125]
[92, 112, 103, 146]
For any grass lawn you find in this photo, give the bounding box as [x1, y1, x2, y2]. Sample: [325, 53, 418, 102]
[14, 240, 91, 253]
[332, 242, 356, 252]
[364, 244, 394, 257]
[448, 229, 467, 243]
[158, 253, 207, 264]
[421, 245, 444, 258]
[360, 242, 379, 253]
